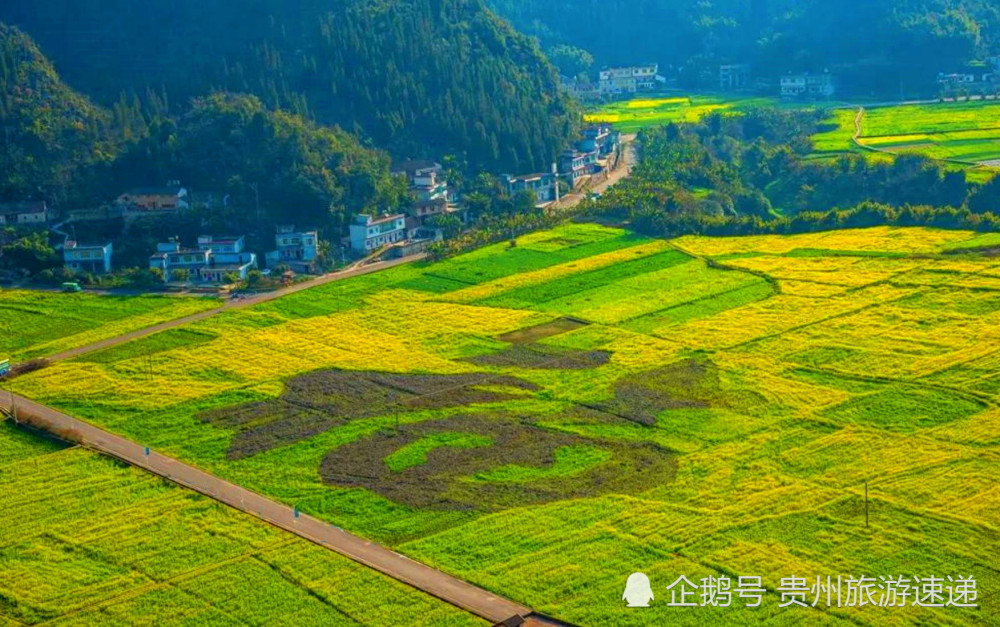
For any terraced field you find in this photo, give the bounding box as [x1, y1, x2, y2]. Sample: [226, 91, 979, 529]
[0, 289, 219, 361]
[811, 100, 1000, 180]
[584, 95, 780, 132]
[0, 419, 484, 626]
[9, 222, 1000, 624]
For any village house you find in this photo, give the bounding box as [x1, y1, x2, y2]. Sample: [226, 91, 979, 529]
[599, 64, 659, 95]
[393, 161, 451, 203]
[937, 71, 998, 95]
[780, 73, 837, 99]
[394, 160, 468, 228]
[0, 201, 48, 226]
[579, 125, 615, 156]
[502, 172, 559, 205]
[116, 182, 189, 212]
[64, 241, 113, 274]
[149, 235, 257, 283]
[559, 149, 600, 187]
[266, 225, 320, 272]
[559, 75, 601, 102]
[349, 214, 407, 254]
[719, 64, 752, 91]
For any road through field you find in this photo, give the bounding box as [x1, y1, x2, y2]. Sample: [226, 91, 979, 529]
[0, 391, 542, 625]
[44, 253, 427, 363]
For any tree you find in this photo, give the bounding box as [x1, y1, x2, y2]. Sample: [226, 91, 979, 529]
[546, 44, 594, 78]
[0, 230, 58, 275]
[170, 268, 190, 282]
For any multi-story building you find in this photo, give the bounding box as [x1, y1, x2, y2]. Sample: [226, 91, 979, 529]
[0, 201, 48, 226]
[393, 161, 451, 204]
[937, 71, 998, 95]
[720, 64, 752, 91]
[149, 236, 257, 283]
[348, 214, 407, 254]
[502, 173, 559, 204]
[599, 64, 659, 95]
[64, 241, 113, 274]
[559, 150, 599, 187]
[780, 73, 837, 99]
[265, 225, 319, 271]
[579, 124, 620, 157]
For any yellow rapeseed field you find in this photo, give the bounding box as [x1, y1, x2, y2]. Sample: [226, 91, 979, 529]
[10, 222, 1000, 625]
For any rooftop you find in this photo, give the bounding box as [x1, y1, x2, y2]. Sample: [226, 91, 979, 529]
[65, 241, 111, 251]
[123, 186, 185, 196]
[354, 213, 405, 226]
[0, 201, 46, 214]
[392, 159, 442, 175]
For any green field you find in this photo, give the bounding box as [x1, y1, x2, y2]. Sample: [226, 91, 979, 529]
[584, 94, 782, 132]
[0, 419, 483, 626]
[9, 222, 1000, 624]
[811, 100, 1000, 181]
[0, 289, 219, 361]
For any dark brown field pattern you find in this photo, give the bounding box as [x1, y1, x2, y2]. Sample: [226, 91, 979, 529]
[320, 414, 676, 511]
[463, 343, 612, 370]
[199, 370, 540, 459]
[496, 317, 589, 344]
[593, 358, 769, 425]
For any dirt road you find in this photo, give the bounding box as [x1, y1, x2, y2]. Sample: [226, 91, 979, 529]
[46, 253, 427, 362]
[1, 391, 536, 624]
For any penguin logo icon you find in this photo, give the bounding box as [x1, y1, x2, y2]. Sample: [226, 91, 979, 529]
[623, 572, 654, 607]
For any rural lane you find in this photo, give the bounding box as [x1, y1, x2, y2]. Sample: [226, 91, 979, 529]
[550, 134, 637, 211]
[0, 391, 541, 625]
[46, 253, 427, 363]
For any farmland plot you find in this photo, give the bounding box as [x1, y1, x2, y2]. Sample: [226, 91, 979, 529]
[9, 223, 1000, 625]
[0, 420, 484, 626]
[0, 289, 219, 360]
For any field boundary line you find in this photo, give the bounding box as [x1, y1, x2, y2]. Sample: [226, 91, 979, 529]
[37, 254, 427, 364]
[0, 393, 536, 625]
[34, 539, 301, 627]
[850, 106, 992, 169]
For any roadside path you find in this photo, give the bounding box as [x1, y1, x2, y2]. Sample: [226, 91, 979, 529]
[551, 134, 637, 211]
[46, 253, 426, 362]
[0, 392, 537, 625]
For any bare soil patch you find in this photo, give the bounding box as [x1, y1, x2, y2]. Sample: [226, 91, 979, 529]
[497, 317, 589, 344]
[463, 344, 611, 370]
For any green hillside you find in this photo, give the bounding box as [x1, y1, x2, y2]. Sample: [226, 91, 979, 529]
[0, 0, 577, 173]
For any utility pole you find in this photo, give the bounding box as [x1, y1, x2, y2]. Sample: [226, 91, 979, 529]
[393, 393, 400, 435]
[865, 481, 869, 529]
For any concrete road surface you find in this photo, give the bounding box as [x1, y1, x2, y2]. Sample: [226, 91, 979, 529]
[1, 391, 537, 624]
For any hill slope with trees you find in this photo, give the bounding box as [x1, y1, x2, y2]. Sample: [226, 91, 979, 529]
[0, 24, 115, 206]
[490, 0, 1000, 95]
[0, 0, 576, 173]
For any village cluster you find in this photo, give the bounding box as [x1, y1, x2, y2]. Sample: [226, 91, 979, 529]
[564, 56, 1000, 102]
[0, 124, 623, 287]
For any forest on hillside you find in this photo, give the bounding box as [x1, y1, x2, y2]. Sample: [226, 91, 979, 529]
[490, 0, 1000, 95]
[0, 0, 576, 175]
[0, 25, 405, 231]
